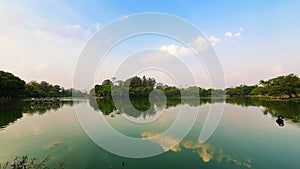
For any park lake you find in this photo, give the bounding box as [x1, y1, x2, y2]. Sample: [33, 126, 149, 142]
[0, 98, 299, 169]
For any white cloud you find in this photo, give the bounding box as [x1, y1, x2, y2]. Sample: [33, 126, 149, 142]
[159, 45, 191, 57]
[191, 36, 209, 52]
[225, 27, 244, 39]
[159, 36, 208, 57]
[159, 44, 186, 56]
[208, 36, 219, 46]
[234, 32, 241, 37]
[225, 32, 233, 38]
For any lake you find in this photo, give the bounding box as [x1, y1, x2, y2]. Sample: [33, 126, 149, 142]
[0, 98, 300, 169]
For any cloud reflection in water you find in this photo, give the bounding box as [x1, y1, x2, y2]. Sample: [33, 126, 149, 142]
[142, 132, 251, 168]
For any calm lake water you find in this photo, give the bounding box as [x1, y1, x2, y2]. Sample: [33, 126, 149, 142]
[0, 98, 300, 169]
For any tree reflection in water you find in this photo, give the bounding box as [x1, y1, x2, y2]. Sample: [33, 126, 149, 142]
[0, 99, 79, 129]
[90, 97, 300, 125]
[226, 97, 300, 124]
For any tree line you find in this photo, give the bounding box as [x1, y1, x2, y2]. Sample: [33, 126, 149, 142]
[92, 73, 300, 99]
[1, 70, 299, 99]
[226, 73, 300, 98]
[0, 70, 85, 98]
[91, 75, 225, 98]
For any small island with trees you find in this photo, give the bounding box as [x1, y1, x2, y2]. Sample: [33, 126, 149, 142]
[91, 74, 300, 102]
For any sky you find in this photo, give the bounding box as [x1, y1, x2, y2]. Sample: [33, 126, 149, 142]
[0, 0, 299, 89]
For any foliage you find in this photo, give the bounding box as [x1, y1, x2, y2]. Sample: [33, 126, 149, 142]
[24, 81, 70, 98]
[123, 76, 155, 88]
[258, 73, 300, 97]
[0, 70, 85, 98]
[156, 85, 177, 97]
[94, 83, 112, 98]
[288, 98, 300, 102]
[226, 74, 300, 98]
[93, 76, 227, 99]
[0, 71, 25, 97]
[3, 70, 298, 99]
[24, 81, 86, 98]
[94, 76, 156, 98]
[226, 85, 257, 96]
[0, 155, 64, 169]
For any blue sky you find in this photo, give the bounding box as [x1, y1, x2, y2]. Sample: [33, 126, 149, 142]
[0, 0, 299, 89]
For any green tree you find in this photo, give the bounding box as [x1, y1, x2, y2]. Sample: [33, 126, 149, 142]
[250, 86, 267, 95]
[261, 74, 300, 97]
[94, 80, 113, 98]
[102, 79, 113, 85]
[226, 85, 257, 96]
[0, 70, 25, 97]
[125, 76, 143, 88]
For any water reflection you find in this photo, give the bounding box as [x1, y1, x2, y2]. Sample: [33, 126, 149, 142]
[2, 97, 298, 130]
[89, 98, 223, 115]
[0, 98, 300, 169]
[89, 98, 164, 119]
[89, 97, 300, 125]
[0, 99, 79, 129]
[226, 97, 300, 123]
[141, 132, 181, 152]
[141, 132, 252, 168]
[0, 99, 23, 130]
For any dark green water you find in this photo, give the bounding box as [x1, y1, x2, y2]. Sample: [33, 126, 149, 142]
[0, 98, 299, 169]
